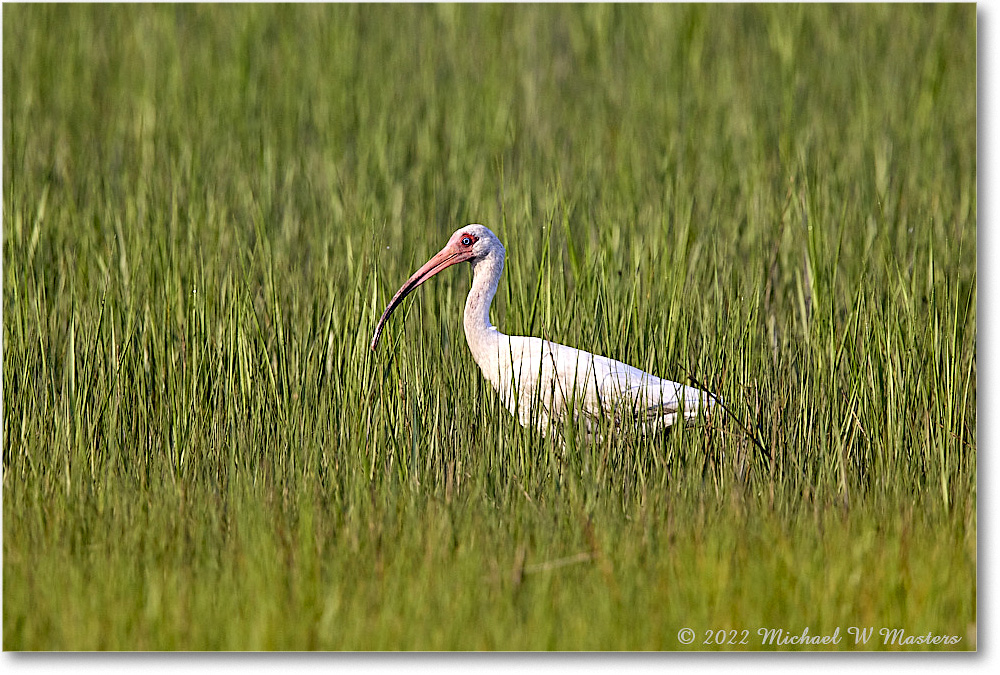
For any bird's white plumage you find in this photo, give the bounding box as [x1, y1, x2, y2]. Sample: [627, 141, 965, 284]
[473, 334, 714, 436]
[372, 223, 716, 436]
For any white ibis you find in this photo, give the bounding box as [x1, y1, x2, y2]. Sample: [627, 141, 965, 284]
[370, 224, 717, 436]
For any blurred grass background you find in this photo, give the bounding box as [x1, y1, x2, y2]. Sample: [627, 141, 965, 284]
[3, 4, 975, 649]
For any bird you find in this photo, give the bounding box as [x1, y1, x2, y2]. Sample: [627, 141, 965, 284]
[370, 224, 718, 437]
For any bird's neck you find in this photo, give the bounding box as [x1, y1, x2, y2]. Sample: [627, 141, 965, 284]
[464, 249, 504, 364]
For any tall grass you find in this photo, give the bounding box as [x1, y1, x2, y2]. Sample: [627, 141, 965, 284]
[3, 4, 975, 649]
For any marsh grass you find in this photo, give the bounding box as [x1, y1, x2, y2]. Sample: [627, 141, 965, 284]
[3, 4, 975, 649]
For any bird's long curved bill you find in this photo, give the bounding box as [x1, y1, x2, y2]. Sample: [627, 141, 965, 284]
[370, 246, 473, 351]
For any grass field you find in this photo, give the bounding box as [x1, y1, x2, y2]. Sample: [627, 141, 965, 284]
[2, 4, 976, 650]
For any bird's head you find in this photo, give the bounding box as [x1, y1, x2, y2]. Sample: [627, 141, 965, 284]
[370, 224, 503, 351]
[443, 223, 504, 264]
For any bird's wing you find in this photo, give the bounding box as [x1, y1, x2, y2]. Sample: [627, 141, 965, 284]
[503, 338, 714, 431]
[589, 353, 713, 421]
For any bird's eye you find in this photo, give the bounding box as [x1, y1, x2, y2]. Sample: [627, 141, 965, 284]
[461, 236, 472, 246]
